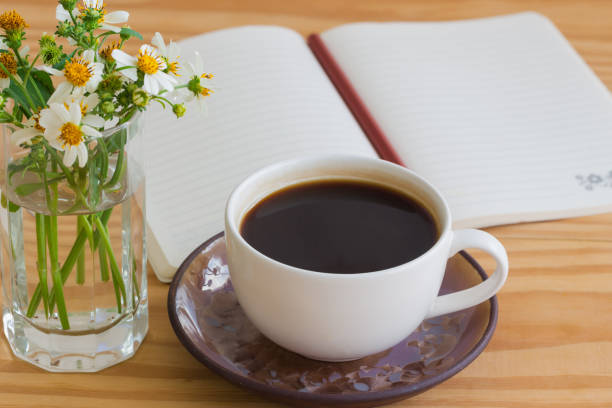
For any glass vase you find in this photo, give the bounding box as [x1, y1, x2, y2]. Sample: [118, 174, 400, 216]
[0, 113, 148, 372]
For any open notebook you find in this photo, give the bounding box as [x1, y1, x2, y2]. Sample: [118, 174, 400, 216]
[145, 12, 612, 282]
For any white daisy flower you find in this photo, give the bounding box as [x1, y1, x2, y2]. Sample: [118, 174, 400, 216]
[180, 51, 215, 112]
[112, 45, 177, 94]
[39, 102, 101, 168]
[39, 49, 103, 97]
[47, 87, 105, 129]
[151, 32, 181, 77]
[57, 1, 129, 33]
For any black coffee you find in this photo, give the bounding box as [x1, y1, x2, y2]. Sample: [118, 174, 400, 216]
[240, 180, 438, 274]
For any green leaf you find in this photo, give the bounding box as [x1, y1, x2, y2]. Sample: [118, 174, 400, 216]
[32, 69, 54, 96]
[8, 201, 20, 212]
[120, 27, 143, 41]
[5, 86, 32, 117]
[105, 128, 126, 152]
[0, 110, 13, 123]
[15, 182, 44, 196]
[12, 103, 23, 122]
[16, 67, 52, 108]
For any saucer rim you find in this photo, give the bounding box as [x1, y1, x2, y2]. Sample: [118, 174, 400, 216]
[167, 231, 499, 406]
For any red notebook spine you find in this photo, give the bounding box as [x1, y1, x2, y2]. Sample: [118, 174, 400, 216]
[307, 34, 404, 166]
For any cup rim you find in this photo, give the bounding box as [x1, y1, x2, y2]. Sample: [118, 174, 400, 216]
[225, 154, 453, 278]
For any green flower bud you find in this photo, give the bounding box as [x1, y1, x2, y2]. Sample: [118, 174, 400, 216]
[56, 21, 71, 37]
[40, 44, 62, 66]
[81, 9, 101, 31]
[125, 83, 138, 94]
[39, 33, 56, 47]
[172, 103, 186, 118]
[99, 74, 123, 93]
[73, 25, 84, 38]
[5, 30, 23, 49]
[132, 89, 149, 108]
[59, 0, 78, 11]
[100, 101, 116, 114]
[117, 92, 130, 106]
[98, 91, 113, 101]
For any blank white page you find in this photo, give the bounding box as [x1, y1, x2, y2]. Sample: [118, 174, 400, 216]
[321, 12, 612, 228]
[144, 26, 376, 281]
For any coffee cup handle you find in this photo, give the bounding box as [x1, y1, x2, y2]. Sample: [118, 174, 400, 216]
[426, 229, 508, 319]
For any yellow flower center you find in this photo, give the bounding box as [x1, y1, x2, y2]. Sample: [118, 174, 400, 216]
[99, 41, 119, 61]
[201, 73, 214, 79]
[59, 122, 83, 147]
[0, 52, 17, 79]
[0, 10, 28, 32]
[64, 57, 93, 87]
[137, 51, 160, 75]
[200, 87, 213, 97]
[168, 61, 180, 76]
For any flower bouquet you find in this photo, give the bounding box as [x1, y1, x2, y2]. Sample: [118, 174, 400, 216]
[0, 0, 213, 371]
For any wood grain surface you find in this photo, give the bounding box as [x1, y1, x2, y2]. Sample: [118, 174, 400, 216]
[0, 1, 611, 407]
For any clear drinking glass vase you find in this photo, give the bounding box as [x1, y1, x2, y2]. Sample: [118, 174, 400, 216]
[0, 112, 148, 372]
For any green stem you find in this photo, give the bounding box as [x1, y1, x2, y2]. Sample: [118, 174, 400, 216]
[69, 9, 78, 26]
[76, 249, 85, 285]
[46, 215, 70, 329]
[98, 139, 109, 182]
[29, 78, 46, 107]
[132, 257, 140, 296]
[49, 161, 58, 214]
[98, 243, 109, 282]
[151, 95, 175, 106]
[104, 131, 126, 188]
[34, 214, 49, 318]
[10, 44, 28, 68]
[23, 52, 40, 83]
[45, 145, 76, 185]
[76, 219, 85, 285]
[22, 54, 46, 107]
[76, 159, 93, 285]
[94, 216, 126, 312]
[45, 143, 91, 211]
[27, 209, 112, 316]
[79, 215, 95, 249]
[76, 214, 94, 285]
[110, 265, 122, 314]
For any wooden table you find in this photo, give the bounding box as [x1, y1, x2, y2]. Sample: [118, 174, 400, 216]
[1, 0, 611, 407]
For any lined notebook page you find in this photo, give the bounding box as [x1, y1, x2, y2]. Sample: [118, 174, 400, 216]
[321, 12, 612, 228]
[145, 27, 376, 281]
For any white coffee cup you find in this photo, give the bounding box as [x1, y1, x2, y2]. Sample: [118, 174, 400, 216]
[225, 155, 508, 362]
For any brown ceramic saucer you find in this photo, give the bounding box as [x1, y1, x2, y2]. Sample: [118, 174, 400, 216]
[168, 232, 498, 407]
